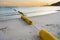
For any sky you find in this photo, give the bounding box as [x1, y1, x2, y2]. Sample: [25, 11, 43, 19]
[0, 0, 60, 6]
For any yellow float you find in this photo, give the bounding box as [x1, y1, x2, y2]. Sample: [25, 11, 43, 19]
[39, 29, 57, 40]
[21, 15, 32, 25]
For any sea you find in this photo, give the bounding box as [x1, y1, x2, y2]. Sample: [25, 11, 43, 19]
[0, 6, 60, 20]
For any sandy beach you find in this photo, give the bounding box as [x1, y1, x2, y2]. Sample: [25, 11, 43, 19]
[0, 6, 60, 40]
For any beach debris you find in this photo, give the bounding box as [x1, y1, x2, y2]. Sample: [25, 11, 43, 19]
[0, 27, 7, 30]
[13, 9, 25, 16]
[0, 27, 7, 33]
[18, 11, 25, 16]
[45, 24, 54, 26]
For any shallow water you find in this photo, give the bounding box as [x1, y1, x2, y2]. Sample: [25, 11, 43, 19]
[0, 6, 60, 20]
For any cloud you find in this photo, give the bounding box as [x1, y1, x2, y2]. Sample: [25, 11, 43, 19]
[0, 0, 60, 6]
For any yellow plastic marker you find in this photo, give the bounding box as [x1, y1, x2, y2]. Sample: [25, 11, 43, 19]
[21, 15, 32, 25]
[17, 10, 32, 25]
[13, 9, 32, 25]
[39, 29, 57, 40]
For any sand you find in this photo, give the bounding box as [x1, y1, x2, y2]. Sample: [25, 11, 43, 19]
[0, 11, 60, 40]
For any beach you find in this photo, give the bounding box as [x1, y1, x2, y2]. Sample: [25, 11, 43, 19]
[0, 6, 60, 40]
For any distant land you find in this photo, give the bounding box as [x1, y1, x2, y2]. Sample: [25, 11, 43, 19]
[50, 1, 60, 6]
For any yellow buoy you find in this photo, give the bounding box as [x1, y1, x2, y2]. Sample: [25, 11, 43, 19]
[39, 29, 57, 40]
[21, 15, 32, 25]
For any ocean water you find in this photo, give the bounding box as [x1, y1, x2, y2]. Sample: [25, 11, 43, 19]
[0, 6, 60, 20]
